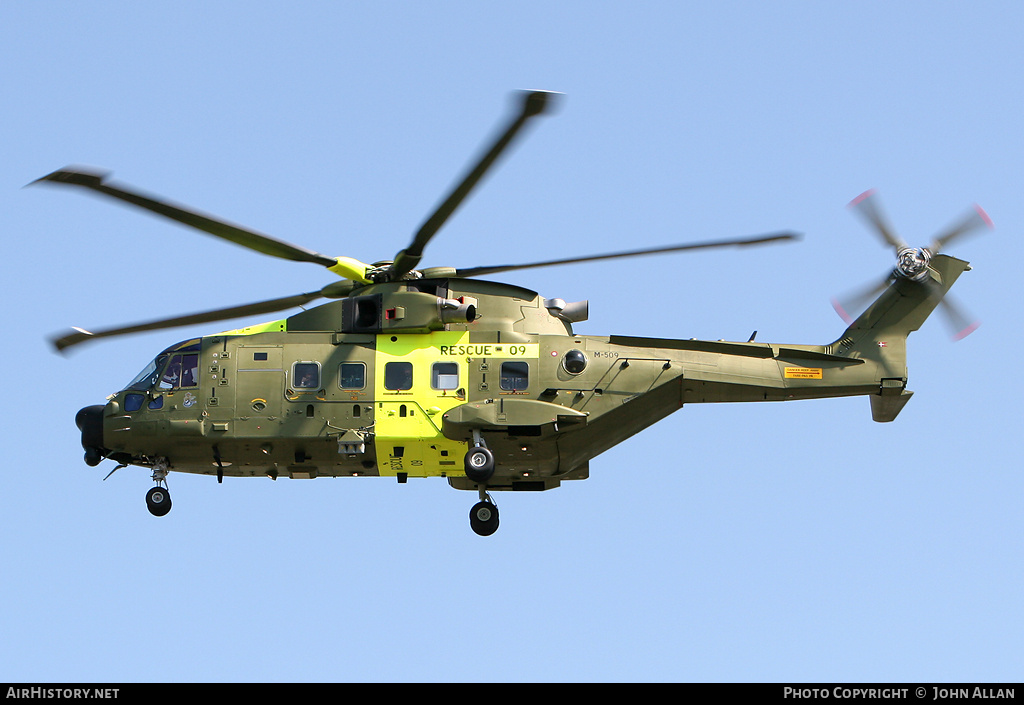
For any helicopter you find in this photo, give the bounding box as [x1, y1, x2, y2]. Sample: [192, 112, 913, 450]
[37, 90, 991, 536]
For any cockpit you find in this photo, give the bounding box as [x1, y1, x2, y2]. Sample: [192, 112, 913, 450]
[125, 338, 201, 392]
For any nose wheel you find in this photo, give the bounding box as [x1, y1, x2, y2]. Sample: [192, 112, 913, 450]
[146, 486, 172, 517]
[146, 459, 172, 517]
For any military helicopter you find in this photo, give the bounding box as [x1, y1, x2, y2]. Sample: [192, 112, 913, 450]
[37, 91, 990, 536]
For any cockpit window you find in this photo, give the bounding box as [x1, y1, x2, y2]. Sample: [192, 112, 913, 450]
[159, 353, 199, 390]
[124, 339, 201, 391]
[126, 355, 167, 391]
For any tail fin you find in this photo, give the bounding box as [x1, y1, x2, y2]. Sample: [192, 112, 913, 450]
[830, 254, 971, 421]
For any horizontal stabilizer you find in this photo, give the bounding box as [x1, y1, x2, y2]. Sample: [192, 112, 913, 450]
[870, 389, 914, 422]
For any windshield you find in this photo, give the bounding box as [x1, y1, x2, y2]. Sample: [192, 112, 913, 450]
[126, 355, 168, 391]
[123, 338, 201, 391]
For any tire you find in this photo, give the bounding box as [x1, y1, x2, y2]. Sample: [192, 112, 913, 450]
[469, 501, 499, 536]
[464, 446, 495, 484]
[146, 486, 172, 517]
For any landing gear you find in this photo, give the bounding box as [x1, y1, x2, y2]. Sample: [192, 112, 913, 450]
[146, 458, 172, 517]
[469, 499, 499, 536]
[464, 429, 494, 484]
[466, 432, 499, 535]
[146, 486, 172, 517]
[464, 446, 495, 483]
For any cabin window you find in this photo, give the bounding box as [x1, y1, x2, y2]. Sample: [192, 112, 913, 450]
[158, 353, 199, 390]
[384, 361, 413, 391]
[293, 362, 320, 389]
[340, 362, 366, 390]
[500, 361, 529, 391]
[431, 362, 459, 390]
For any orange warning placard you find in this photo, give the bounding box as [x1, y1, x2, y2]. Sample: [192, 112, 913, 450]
[784, 367, 823, 379]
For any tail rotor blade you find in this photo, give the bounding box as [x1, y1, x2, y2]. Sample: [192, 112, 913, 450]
[831, 274, 894, 324]
[849, 189, 908, 252]
[939, 294, 980, 340]
[920, 275, 980, 341]
[931, 204, 994, 253]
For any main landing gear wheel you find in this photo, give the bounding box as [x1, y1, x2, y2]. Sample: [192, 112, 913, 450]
[469, 500, 499, 536]
[146, 486, 172, 517]
[464, 446, 495, 484]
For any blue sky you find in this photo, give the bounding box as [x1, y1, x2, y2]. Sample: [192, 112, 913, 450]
[2, 2, 1021, 682]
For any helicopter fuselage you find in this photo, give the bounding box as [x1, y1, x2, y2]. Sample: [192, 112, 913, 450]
[43, 91, 985, 535]
[80, 262, 966, 493]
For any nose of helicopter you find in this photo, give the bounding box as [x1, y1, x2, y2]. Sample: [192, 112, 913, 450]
[75, 405, 106, 467]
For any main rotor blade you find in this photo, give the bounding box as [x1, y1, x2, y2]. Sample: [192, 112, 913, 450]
[389, 90, 559, 279]
[849, 189, 908, 252]
[51, 290, 324, 353]
[454, 231, 800, 279]
[930, 204, 993, 253]
[32, 167, 339, 268]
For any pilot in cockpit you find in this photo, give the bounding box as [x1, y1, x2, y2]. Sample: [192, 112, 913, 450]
[181, 358, 197, 387]
[160, 359, 182, 389]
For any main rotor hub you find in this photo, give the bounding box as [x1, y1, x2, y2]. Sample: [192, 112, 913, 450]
[895, 246, 932, 281]
[366, 261, 423, 283]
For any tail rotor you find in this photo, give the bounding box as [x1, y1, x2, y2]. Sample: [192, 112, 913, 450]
[834, 190, 992, 339]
